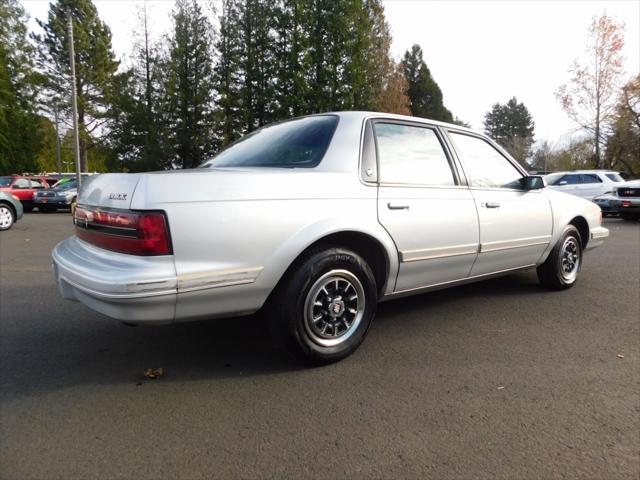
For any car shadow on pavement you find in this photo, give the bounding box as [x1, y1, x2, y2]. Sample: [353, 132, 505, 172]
[0, 271, 546, 401]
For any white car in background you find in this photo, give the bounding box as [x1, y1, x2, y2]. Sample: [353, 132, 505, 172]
[545, 170, 625, 200]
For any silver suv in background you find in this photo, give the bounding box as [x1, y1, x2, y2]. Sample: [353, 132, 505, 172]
[545, 170, 625, 200]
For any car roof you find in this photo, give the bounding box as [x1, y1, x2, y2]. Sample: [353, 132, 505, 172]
[546, 170, 619, 175]
[324, 111, 477, 134]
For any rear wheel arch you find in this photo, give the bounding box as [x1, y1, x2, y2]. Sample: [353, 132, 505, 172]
[269, 230, 391, 302]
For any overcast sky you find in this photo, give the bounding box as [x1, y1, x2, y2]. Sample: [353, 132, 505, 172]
[22, 0, 640, 147]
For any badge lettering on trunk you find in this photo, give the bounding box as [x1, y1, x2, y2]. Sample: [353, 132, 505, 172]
[108, 193, 128, 201]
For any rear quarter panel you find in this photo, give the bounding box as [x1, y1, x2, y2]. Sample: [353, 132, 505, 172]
[135, 171, 398, 321]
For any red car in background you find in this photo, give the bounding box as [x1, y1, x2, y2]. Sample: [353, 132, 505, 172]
[0, 175, 58, 212]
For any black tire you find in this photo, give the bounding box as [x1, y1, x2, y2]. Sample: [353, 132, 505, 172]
[271, 247, 377, 365]
[620, 213, 639, 221]
[0, 203, 15, 231]
[40, 206, 53, 213]
[23, 206, 33, 213]
[537, 225, 582, 291]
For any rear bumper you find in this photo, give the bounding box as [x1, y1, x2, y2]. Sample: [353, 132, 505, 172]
[52, 236, 177, 324]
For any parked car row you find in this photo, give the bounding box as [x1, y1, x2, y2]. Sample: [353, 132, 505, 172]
[0, 175, 81, 230]
[0, 175, 59, 211]
[544, 170, 638, 220]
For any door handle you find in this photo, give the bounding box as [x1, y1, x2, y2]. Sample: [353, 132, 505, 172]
[483, 202, 501, 208]
[387, 203, 410, 210]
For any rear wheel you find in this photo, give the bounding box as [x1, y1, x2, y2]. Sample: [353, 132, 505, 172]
[537, 225, 582, 290]
[271, 247, 377, 365]
[0, 205, 15, 230]
[621, 213, 639, 221]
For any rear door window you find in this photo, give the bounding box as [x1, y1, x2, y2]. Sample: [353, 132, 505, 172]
[580, 174, 602, 184]
[374, 122, 455, 186]
[12, 178, 30, 189]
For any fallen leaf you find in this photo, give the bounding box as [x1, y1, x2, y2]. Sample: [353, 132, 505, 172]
[144, 367, 164, 379]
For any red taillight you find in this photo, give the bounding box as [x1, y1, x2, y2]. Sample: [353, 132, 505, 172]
[74, 206, 172, 256]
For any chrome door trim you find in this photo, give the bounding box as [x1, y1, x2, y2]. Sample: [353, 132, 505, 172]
[383, 264, 537, 299]
[480, 235, 551, 253]
[400, 243, 479, 262]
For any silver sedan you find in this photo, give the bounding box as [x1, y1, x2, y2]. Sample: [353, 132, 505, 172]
[52, 112, 609, 364]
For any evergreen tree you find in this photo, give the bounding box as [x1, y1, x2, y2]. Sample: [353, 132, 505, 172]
[272, 0, 310, 119]
[239, 0, 277, 131]
[402, 44, 453, 122]
[0, 0, 43, 174]
[213, 0, 244, 146]
[165, 0, 216, 168]
[483, 97, 535, 165]
[110, 4, 169, 171]
[35, 0, 119, 172]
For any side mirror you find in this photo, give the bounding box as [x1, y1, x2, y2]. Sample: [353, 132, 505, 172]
[520, 175, 545, 191]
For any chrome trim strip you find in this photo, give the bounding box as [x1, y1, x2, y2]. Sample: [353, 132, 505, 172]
[60, 275, 176, 299]
[176, 267, 263, 293]
[178, 278, 256, 294]
[400, 243, 478, 262]
[480, 235, 551, 253]
[384, 264, 537, 299]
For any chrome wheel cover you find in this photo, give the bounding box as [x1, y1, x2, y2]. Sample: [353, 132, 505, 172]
[0, 206, 13, 229]
[303, 269, 365, 347]
[559, 236, 580, 283]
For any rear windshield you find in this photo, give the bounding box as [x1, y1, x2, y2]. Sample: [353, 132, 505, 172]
[606, 173, 624, 182]
[200, 115, 339, 169]
[0, 176, 13, 187]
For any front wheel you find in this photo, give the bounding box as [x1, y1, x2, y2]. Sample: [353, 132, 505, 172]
[0, 205, 15, 230]
[271, 247, 377, 365]
[537, 225, 582, 290]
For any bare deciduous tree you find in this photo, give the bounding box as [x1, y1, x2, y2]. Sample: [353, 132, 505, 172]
[556, 14, 625, 168]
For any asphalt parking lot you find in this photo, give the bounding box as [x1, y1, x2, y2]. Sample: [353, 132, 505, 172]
[0, 212, 638, 479]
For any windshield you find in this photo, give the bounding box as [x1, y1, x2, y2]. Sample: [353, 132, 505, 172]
[200, 115, 339, 169]
[606, 173, 624, 182]
[53, 179, 77, 191]
[0, 176, 13, 187]
[545, 173, 564, 185]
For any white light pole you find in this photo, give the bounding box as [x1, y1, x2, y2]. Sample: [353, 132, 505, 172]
[67, 11, 82, 188]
